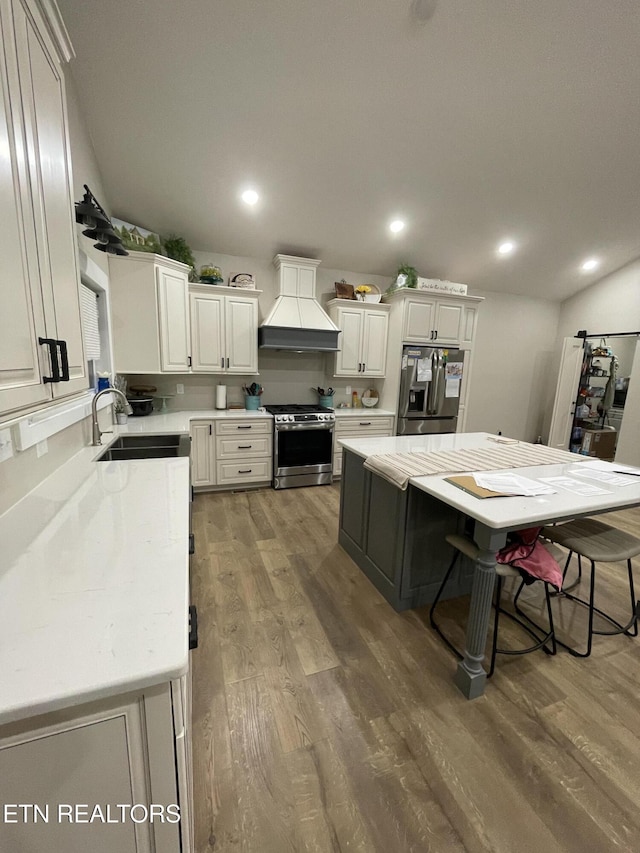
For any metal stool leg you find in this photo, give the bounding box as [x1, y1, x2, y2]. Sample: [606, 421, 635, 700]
[429, 550, 464, 661]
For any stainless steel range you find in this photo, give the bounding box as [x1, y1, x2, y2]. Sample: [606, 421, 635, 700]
[264, 404, 335, 489]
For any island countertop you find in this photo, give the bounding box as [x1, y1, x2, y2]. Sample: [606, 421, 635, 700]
[339, 431, 640, 529]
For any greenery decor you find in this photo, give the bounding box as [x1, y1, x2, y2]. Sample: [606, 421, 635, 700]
[397, 263, 418, 288]
[162, 234, 198, 281]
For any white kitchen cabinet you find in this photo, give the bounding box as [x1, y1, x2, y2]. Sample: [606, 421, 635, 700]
[333, 414, 395, 478]
[191, 417, 272, 491]
[385, 289, 482, 349]
[0, 0, 87, 417]
[189, 285, 259, 375]
[0, 682, 187, 853]
[328, 299, 390, 378]
[109, 253, 191, 374]
[190, 420, 216, 487]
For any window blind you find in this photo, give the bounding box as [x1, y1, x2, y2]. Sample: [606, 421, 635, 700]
[80, 285, 101, 360]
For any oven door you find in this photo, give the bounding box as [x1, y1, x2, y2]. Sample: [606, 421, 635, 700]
[275, 424, 333, 476]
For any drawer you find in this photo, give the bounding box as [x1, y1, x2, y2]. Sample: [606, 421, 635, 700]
[216, 435, 271, 458]
[216, 419, 272, 435]
[335, 416, 394, 434]
[216, 459, 271, 485]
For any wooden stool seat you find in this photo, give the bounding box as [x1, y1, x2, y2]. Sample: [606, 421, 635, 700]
[433, 533, 556, 676]
[541, 518, 640, 657]
[544, 518, 640, 563]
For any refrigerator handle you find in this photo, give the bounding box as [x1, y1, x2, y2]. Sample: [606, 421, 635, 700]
[426, 350, 437, 414]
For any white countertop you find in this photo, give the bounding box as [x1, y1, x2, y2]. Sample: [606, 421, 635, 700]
[340, 432, 640, 530]
[118, 408, 273, 435]
[333, 408, 395, 417]
[338, 431, 491, 457]
[0, 435, 190, 726]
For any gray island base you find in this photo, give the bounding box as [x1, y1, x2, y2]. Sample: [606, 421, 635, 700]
[339, 446, 504, 700]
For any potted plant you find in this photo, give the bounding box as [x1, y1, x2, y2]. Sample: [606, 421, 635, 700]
[199, 263, 224, 284]
[162, 234, 198, 282]
[396, 263, 418, 289]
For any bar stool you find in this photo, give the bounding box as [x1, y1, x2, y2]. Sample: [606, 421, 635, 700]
[429, 533, 557, 677]
[542, 518, 640, 657]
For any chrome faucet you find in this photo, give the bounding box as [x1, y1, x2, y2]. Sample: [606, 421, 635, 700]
[92, 388, 133, 445]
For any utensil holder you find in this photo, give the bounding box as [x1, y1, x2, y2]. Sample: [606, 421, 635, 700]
[245, 395, 260, 411]
[319, 395, 334, 408]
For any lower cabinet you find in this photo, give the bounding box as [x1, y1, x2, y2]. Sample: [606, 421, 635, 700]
[338, 448, 473, 611]
[333, 414, 395, 478]
[190, 418, 272, 490]
[0, 679, 192, 853]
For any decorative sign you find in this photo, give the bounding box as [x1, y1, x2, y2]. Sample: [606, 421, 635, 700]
[417, 277, 468, 296]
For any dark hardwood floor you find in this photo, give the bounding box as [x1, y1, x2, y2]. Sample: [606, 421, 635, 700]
[191, 483, 640, 853]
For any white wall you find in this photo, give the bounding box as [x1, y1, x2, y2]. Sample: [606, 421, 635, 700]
[556, 258, 640, 340]
[463, 290, 560, 440]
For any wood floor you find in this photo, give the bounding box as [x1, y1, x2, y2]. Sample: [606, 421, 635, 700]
[191, 484, 640, 853]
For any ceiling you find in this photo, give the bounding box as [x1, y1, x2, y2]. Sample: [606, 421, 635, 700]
[59, 0, 640, 301]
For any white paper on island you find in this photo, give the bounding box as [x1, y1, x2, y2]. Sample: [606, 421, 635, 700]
[473, 472, 556, 496]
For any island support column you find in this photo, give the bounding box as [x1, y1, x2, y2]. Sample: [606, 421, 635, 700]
[454, 524, 507, 699]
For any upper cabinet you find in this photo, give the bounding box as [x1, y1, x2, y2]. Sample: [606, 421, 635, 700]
[328, 299, 390, 378]
[190, 285, 259, 374]
[384, 288, 483, 349]
[0, 0, 87, 417]
[109, 253, 191, 373]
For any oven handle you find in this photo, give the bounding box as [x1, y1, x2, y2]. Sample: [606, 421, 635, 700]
[275, 423, 335, 431]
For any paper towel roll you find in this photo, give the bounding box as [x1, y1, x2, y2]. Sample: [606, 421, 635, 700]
[216, 384, 227, 410]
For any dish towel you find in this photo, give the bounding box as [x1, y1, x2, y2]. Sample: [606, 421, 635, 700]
[363, 443, 583, 490]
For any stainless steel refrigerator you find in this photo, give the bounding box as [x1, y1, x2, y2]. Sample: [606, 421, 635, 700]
[397, 345, 465, 435]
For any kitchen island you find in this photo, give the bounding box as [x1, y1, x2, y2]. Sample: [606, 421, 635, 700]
[338, 432, 640, 698]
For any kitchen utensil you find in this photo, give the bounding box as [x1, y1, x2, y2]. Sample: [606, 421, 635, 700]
[127, 395, 154, 416]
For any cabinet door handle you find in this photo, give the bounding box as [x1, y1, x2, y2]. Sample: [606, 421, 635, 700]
[226, 357, 230, 368]
[357, 362, 361, 372]
[39, 337, 60, 383]
[238, 468, 252, 474]
[434, 330, 438, 340]
[362, 362, 366, 372]
[209, 424, 212, 435]
[189, 533, 195, 555]
[221, 357, 225, 368]
[57, 340, 69, 381]
[238, 444, 252, 449]
[188, 355, 192, 367]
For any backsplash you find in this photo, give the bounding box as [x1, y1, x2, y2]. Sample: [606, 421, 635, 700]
[125, 350, 382, 411]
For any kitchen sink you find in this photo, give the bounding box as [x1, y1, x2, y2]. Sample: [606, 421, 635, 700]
[96, 433, 190, 461]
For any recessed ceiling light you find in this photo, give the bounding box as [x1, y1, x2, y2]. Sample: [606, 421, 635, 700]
[497, 240, 516, 256]
[581, 257, 600, 272]
[241, 189, 259, 205]
[389, 219, 405, 233]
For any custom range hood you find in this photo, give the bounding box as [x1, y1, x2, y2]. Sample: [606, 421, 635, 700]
[258, 255, 340, 351]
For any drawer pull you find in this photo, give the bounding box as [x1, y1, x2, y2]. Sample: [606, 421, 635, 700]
[237, 425, 252, 429]
[238, 468, 252, 474]
[238, 444, 252, 449]
[359, 422, 372, 426]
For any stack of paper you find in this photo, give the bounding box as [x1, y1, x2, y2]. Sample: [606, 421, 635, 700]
[473, 473, 556, 496]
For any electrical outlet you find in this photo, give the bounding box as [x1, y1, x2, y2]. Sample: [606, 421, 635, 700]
[176, 383, 184, 395]
[0, 428, 13, 462]
[36, 439, 48, 457]
[346, 385, 351, 396]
